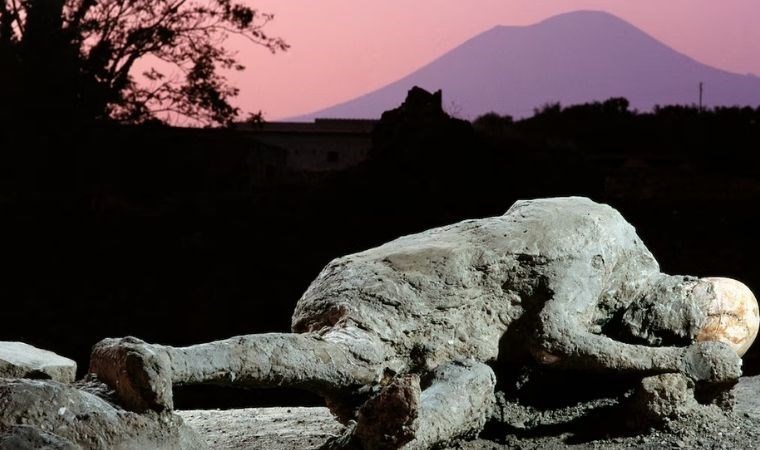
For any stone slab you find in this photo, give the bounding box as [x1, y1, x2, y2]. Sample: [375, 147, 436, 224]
[0, 342, 77, 383]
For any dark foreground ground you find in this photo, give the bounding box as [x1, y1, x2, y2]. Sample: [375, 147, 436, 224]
[178, 375, 760, 449]
[1, 97, 759, 416]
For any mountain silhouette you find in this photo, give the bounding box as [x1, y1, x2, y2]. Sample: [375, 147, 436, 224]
[293, 10, 760, 121]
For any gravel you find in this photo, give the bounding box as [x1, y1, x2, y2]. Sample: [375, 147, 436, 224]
[178, 375, 760, 449]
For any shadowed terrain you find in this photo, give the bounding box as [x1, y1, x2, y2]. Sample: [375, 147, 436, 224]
[1, 90, 759, 412]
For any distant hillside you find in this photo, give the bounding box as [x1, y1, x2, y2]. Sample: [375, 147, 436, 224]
[293, 10, 760, 121]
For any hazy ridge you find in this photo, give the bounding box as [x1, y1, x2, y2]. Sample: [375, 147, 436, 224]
[293, 11, 760, 121]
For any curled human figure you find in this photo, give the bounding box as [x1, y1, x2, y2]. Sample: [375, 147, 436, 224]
[90, 197, 759, 449]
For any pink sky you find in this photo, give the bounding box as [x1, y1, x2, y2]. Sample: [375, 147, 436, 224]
[227, 1, 760, 120]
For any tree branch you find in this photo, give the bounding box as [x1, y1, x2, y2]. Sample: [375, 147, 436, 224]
[7, 0, 287, 126]
[8, 0, 24, 35]
[68, 0, 97, 29]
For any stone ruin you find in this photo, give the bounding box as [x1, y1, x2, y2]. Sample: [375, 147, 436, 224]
[1, 197, 758, 449]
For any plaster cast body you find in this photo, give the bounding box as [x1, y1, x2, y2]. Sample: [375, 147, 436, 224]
[91, 197, 755, 449]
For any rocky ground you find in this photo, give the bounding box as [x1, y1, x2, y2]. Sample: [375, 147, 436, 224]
[2, 341, 759, 448]
[179, 407, 343, 450]
[178, 375, 760, 449]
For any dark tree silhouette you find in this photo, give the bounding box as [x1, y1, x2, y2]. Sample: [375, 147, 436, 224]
[0, 0, 287, 126]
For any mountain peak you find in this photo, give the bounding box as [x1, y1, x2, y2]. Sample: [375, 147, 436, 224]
[538, 9, 627, 24]
[292, 12, 760, 121]
[482, 11, 635, 39]
[530, 10, 645, 39]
